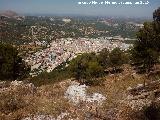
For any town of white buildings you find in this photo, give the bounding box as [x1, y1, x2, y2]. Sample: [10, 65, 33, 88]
[25, 37, 132, 77]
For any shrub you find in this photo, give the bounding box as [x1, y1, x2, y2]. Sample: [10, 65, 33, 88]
[144, 103, 160, 120]
[68, 52, 104, 84]
[0, 43, 30, 80]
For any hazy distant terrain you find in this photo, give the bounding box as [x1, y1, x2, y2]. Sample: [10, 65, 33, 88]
[0, 11, 147, 45]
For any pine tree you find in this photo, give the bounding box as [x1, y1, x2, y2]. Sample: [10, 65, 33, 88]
[0, 43, 30, 80]
[131, 7, 160, 86]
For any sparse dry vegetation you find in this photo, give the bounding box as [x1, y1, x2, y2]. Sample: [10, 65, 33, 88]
[1, 64, 160, 120]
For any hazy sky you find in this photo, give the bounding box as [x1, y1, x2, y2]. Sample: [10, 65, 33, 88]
[0, 0, 159, 17]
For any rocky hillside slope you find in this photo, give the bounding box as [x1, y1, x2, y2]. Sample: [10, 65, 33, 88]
[1, 65, 160, 120]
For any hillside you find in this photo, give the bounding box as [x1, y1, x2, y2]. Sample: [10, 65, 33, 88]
[0, 10, 18, 18]
[1, 65, 160, 120]
[0, 6, 160, 120]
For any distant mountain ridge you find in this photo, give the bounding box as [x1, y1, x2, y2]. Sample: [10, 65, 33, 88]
[0, 10, 18, 18]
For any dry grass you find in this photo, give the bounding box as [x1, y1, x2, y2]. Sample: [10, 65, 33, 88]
[0, 79, 73, 120]
[34, 81, 72, 117]
[87, 65, 147, 111]
[0, 65, 155, 120]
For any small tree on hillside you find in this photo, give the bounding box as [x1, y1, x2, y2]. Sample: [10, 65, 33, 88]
[86, 60, 104, 78]
[68, 52, 104, 84]
[0, 43, 30, 80]
[131, 15, 160, 74]
[109, 47, 125, 73]
[153, 7, 160, 34]
[131, 7, 160, 86]
[97, 48, 110, 69]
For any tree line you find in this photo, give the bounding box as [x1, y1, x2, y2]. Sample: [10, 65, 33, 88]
[68, 47, 129, 85]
